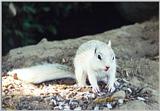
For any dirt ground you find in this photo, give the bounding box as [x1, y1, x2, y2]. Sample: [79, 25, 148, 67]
[2, 17, 159, 110]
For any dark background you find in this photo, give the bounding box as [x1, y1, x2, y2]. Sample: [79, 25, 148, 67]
[2, 2, 159, 55]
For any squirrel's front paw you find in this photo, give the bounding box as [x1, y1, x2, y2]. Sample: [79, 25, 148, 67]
[107, 83, 115, 93]
[92, 85, 100, 93]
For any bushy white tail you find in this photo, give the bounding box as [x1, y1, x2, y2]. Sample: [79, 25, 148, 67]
[7, 63, 75, 84]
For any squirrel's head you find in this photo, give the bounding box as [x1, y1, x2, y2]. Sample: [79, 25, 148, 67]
[91, 40, 116, 72]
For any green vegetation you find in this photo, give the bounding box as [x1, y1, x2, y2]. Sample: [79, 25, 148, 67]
[2, 2, 93, 55]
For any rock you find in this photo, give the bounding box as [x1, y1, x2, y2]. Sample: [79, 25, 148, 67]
[106, 103, 112, 109]
[112, 90, 126, 99]
[74, 106, 82, 110]
[137, 97, 145, 101]
[83, 92, 96, 99]
[2, 18, 159, 110]
[127, 88, 132, 93]
[51, 99, 58, 106]
[3, 18, 158, 68]
[118, 100, 149, 110]
[118, 99, 124, 104]
[112, 90, 125, 106]
[63, 105, 70, 110]
[94, 105, 99, 110]
[119, 58, 159, 90]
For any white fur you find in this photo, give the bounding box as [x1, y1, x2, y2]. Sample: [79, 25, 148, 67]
[8, 63, 75, 84]
[8, 40, 116, 93]
[74, 40, 116, 92]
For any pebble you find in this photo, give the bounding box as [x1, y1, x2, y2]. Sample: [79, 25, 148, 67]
[51, 99, 58, 106]
[64, 99, 70, 104]
[56, 96, 64, 101]
[127, 88, 132, 93]
[94, 105, 99, 110]
[112, 90, 126, 99]
[59, 101, 66, 107]
[58, 104, 63, 110]
[69, 99, 79, 105]
[54, 106, 60, 110]
[63, 105, 70, 110]
[97, 92, 106, 96]
[74, 106, 82, 110]
[118, 98, 124, 104]
[137, 97, 145, 101]
[62, 58, 67, 63]
[106, 103, 112, 109]
[84, 92, 96, 99]
[89, 93, 96, 98]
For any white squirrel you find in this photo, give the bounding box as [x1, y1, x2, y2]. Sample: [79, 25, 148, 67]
[7, 40, 117, 93]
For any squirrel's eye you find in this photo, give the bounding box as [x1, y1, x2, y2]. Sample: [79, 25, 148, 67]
[98, 55, 102, 60]
[112, 56, 114, 60]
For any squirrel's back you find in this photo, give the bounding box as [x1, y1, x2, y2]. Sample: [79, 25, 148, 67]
[7, 40, 115, 86]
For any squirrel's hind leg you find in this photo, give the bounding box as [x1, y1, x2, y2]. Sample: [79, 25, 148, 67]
[75, 66, 87, 87]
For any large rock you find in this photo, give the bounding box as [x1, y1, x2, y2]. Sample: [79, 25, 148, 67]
[2, 18, 159, 110]
[3, 18, 158, 67]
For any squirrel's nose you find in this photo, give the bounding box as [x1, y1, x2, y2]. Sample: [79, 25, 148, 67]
[105, 66, 110, 71]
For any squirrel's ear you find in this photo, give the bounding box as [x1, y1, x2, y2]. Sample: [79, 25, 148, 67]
[108, 40, 111, 47]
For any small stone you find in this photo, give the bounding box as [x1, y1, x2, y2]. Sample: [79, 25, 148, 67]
[74, 106, 82, 110]
[89, 93, 96, 98]
[64, 99, 70, 104]
[137, 97, 145, 101]
[54, 106, 60, 110]
[127, 88, 132, 93]
[56, 96, 64, 101]
[97, 92, 106, 96]
[64, 105, 70, 110]
[112, 101, 117, 107]
[58, 105, 63, 110]
[118, 99, 124, 104]
[94, 105, 99, 110]
[84, 92, 96, 99]
[86, 93, 95, 98]
[70, 99, 79, 105]
[62, 58, 66, 63]
[112, 90, 126, 99]
[106, 103, 112, 109]
[59, 101, 65, 106]
[51, 99, 58, 106]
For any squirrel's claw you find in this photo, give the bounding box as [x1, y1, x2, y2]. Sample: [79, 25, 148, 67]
[108, 85, 115, 92]
[92, 86, 100, 93]
[106, 82, 116, 93]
